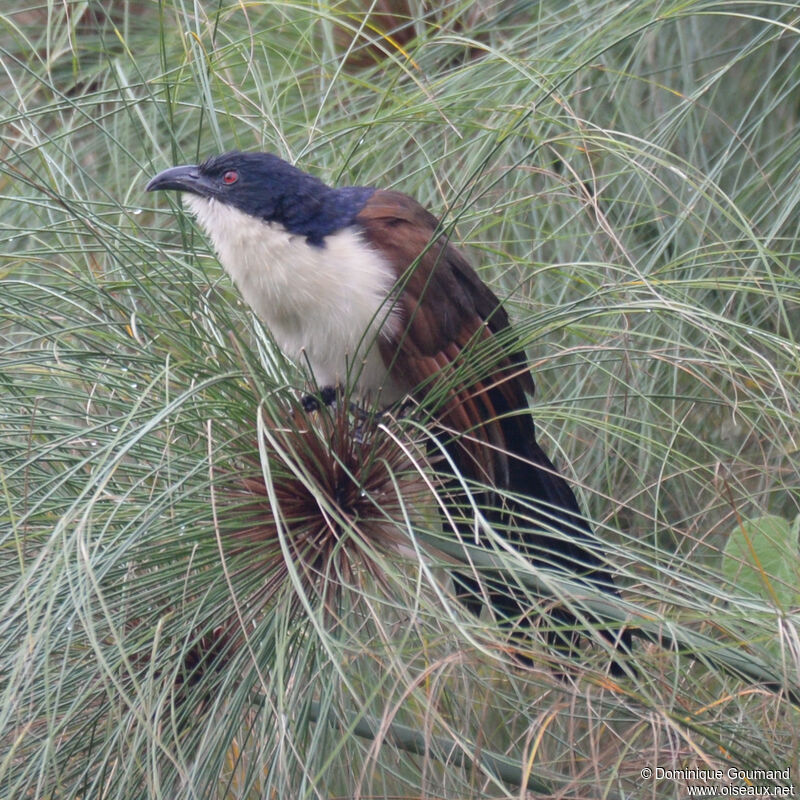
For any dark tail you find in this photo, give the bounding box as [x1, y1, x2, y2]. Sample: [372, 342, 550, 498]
[449, 411, 632, 673]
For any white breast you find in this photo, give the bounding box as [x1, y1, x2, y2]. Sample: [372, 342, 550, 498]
[183, 195, 406, 403]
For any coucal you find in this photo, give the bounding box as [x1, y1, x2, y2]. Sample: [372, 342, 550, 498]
[147, 151, 631, 668]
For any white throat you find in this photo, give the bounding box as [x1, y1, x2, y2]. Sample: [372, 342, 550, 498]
[184, 195, 405, 403]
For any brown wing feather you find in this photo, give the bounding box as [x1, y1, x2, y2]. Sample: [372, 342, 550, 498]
[357, 189, 532, 486]
[356, 189, 631, 668]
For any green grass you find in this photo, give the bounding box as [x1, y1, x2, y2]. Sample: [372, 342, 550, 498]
[2, 1, 799, 798]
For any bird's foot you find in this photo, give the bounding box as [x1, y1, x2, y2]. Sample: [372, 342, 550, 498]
[300, 388, 413, 444]
[300, 385, 338, 413]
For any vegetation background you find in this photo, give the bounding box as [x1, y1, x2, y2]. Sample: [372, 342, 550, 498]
[2, 1, 799, 798]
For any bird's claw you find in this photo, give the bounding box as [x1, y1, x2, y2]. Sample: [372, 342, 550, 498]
[301, 385, 338, 413]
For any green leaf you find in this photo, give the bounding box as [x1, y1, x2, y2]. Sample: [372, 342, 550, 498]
[722, 515, 800, 609]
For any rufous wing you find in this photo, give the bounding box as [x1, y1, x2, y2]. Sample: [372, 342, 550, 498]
[355, 189, 534, 489]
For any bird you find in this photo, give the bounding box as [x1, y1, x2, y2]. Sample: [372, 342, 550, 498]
[146, 150, 631, 670]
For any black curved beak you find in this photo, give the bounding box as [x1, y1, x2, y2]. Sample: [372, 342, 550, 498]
[146, 164, 212, 195]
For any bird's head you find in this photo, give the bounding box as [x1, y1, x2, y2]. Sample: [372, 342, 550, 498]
[146, 150, 373, 244]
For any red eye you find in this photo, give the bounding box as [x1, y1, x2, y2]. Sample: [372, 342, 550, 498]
[222, 170, 238, 184]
